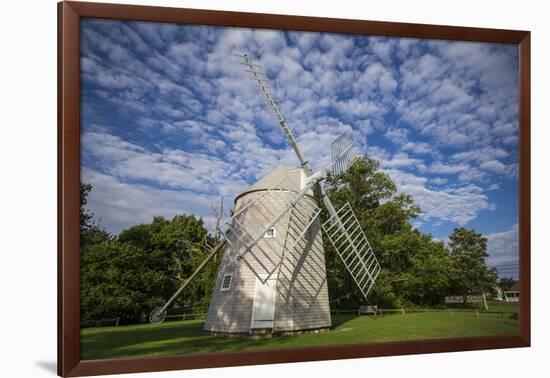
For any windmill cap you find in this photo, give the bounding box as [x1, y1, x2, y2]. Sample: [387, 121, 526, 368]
[234, 165, 315, 203]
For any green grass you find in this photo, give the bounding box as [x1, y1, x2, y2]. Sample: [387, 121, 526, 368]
[472, 301, 520, 312]
[81, 303, 519, 360]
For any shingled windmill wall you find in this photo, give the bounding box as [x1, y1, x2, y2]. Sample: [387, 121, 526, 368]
[203, 166, 331, 335]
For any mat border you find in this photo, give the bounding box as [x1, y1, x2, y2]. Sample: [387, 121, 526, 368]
[58, 1, 531, 376]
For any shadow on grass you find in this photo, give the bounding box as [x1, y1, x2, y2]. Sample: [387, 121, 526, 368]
[81, 315, 363, 359]
[81, 312, 519, 360]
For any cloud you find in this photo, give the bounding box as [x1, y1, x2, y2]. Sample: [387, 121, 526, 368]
[479, 159, 507, 174]
[82, 131, 247, 197]
[430, 178, 448, 186]
[79, 19, 519, 238]
[429, 161, 469, 175]
[385, 169, 493, 225]
[485, 223, 519, 278]
[82, 168, 221, 234]
[451, 146, 509, 163]
[381, 152, 425, 171]
[395, 39, 518, 167]
[358, 62, 397, 94]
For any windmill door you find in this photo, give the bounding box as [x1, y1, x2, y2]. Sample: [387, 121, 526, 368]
[251, 274, 277, 329]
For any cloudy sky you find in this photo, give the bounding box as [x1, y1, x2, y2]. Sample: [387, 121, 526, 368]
[80, 19, 519, 277]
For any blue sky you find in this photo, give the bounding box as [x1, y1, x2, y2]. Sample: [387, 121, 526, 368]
[80, 19, 519, 277]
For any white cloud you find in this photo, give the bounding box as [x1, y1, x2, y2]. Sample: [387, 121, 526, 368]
[485, 223, 519, 276]
[385, 169, 493, 225]
[429, 161, 469, 175]
[479, 159, 507, 174]
[358, 62, 397, 94]
[79, 19, 519, 237]
[384, 127, 408, 144]
[82, 168, 222, 234]
[380, 152, 424, 171]
[430, 178, 448, 186]
[451, 146, 509, 163]
[82, 131, 247, 196]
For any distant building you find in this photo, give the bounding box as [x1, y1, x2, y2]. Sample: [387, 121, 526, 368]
[445, 295, 484, 304]
[503, 282, 520, 302]
[493, 286, 504, 301]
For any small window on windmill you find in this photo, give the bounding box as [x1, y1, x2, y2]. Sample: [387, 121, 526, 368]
[221, 273, 233, 291]
[264, 227, 276, 239]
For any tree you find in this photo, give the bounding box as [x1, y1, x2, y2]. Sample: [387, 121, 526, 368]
[80, 240, 165, 323]
[323, 156, 451, 308]
[448, 228, 498, 309]
[80, 183, 109, 250]
[80, 182, 224, 322]
[118, 214, 219, 311]
[326, 157, 397, 210]
[498, 277, 516, 291]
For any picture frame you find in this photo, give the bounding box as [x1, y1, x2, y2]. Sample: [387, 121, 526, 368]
[58, 1, 531, 376]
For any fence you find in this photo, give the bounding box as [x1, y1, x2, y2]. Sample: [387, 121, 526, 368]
[80, 318, 120, 328]
[331, 308, 517, 318]
[165, 313, 207, 321]
[80, 313, 207, 328]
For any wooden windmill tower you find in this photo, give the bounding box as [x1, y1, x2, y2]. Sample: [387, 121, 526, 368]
[203, 165, 331, 334]
[149, 54, 381, 336]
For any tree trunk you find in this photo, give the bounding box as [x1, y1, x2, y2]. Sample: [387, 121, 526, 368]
[481, 291, 488, 310]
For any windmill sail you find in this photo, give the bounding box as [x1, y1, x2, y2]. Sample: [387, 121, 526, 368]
[149, 54, 377, 325]
[277, 199, 325, 304]
[330, 133, 354, 177]
[236, 54, 311, 173]
[322, 203, 381, 299]
[237, 53, 381, 302]
[224, 173, 319, 282]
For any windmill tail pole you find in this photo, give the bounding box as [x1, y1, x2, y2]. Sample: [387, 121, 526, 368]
[280, 120, 312, 175]
[320, 185, 338, 219]
[158, 239, 226, 314]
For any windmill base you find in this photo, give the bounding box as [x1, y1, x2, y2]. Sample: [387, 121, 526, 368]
[204, 326, 331, 339]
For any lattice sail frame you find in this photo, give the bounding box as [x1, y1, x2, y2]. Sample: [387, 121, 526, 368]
[322, 203, 381, 299]
[235, 53, 381, 301]
[236, 54, 287, 125]
[223, 176, 319, 283]
[330, 133, 354, 177]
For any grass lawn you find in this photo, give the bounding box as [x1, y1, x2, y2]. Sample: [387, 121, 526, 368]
[471, 301, 520, 312]
[81, 302, 519, 360]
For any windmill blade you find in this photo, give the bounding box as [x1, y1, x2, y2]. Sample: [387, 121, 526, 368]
[224, 175, 319, 282]
[236, 54, 381, 299]
[237, 54, 286, 125]
[276, 200, 326, 305]
[273, 202, 331, 317]
[330, 133, 354, 177]
[237, 54, 312, 174]
[322, 202, 381, 300]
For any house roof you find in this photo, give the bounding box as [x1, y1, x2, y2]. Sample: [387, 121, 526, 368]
[235, 165, 314, 202]
[509, 281, 520, 292]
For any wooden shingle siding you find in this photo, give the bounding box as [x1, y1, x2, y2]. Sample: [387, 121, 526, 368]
[204, 167, 331, 334]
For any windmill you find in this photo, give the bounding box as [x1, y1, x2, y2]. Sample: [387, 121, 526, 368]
[149, 54, 381, 335]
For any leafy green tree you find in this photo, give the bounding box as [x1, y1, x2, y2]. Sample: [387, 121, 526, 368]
[80, 183, 221, 322]
[118, 215, 219, 311]
[80, 183, 110, 250]
[448, 228, 498, 309]
[326, 156, 397, 210]
[81, 240, 165, 323]
[498, 277, 516, 291]
[323, 156, 451, 308]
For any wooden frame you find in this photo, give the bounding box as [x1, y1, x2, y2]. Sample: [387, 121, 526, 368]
[58, 1, 531, 376]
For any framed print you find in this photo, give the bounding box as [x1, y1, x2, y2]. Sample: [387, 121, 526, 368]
[58, 1, 530, 376]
